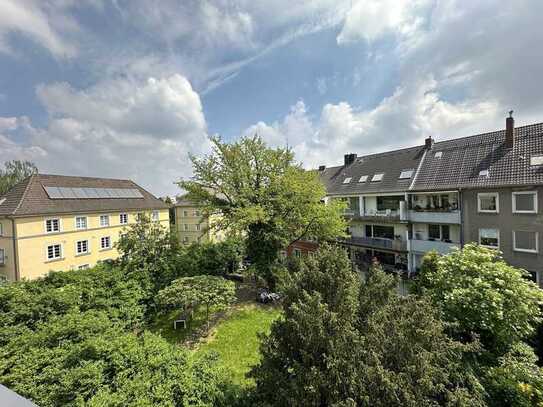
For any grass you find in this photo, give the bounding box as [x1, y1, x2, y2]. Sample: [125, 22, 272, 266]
[149, 306, 220, 343]
[195, 304, 281, 387]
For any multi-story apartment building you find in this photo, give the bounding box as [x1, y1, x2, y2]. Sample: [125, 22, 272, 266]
[0, 174, 170, 281]
[319, 116, 543, 287]
[173, 196, 223, 244]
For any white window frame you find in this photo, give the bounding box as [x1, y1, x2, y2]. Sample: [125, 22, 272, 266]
[46, 244, 62, 261]
[512, 191, 538, 214]
[45, 218, 61, 233]
[371, 173, 384, 182]
[399, 170, 414, 179]
[100, 214, 110, 227]
[152, 210, 159, 221]
[196, 224, 201, 231]
[477, 192, 499, 213]
[100, 236, 111, 250]
[75, 216, 88, 230]
[184, 224, 189, 231]
[78, 264, 90, 270]
[343, 177, 352, 184]
[358, 175, 368, 183]
[478, 228, 500, 249]
[76, 239, 90, 255]
[513, 231, 539, 254]
[0, 248, 5, 265]
[183, 210, 188, 217]
[119, 213, 128, 225]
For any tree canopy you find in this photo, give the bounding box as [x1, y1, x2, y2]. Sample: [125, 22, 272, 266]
[179, 135, 346, 286]
[0, 160, 38, 196]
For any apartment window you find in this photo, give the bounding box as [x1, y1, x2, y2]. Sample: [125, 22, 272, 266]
[119, 213, 128, 224]
[478, 193, 499, 213]
[184, 224, 189, 231]
[45, 218, 60, 233]
[152, 211, 159, 221]
[512, 191, 537, 214]
[76, 240, 89, 255]
[530, 155, 543, 166]
[78, 264, 90, 270]
[434, 151, 443, 158]
[479, 169, 490, 177]
[513, 231, 538, 253]
[196, 224, 201, 231]
[100, 236, 111, 250]
[194, 210, 201, 216]
[399, 170, 414, 179]
[183, 210, 188, 217]
[358, 175, 368, 183]
[100, 215, 110, 227]
[293, 248, 302, 258]
[75, 216, 87, 230]
[136, 213, 144, 222]
[47, 244, 62, 260]
[441, 225, 450, 241]
[371, 173, 384, 182]
[183, 236, 189, 243]
[0, 248, 4, 265]
[428, 224, 441, 240]
[0, 222, 3, 236]
[343, 177, 352, 184]
[479, 228, 499, 248]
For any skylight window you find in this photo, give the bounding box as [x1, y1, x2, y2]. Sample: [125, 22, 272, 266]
[479, 169, 490, 177]
[358, 175, 368, 183]
[371, 173, 384, 182]
[399, 170, 414, 179]
[343, 177, 352, 184]
[530, 155, 543, 166]
[434, 151, 443, 158]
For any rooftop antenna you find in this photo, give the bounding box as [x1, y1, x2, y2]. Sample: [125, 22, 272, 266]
[509, 110, 514, 118]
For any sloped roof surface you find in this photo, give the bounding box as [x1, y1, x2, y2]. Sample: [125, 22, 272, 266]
[413, 122, 543, 190]
[320, 146, 426, 195]
[0, 174, 168, 217]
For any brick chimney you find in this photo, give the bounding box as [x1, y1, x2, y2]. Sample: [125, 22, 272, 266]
[344, 153, 357, 166]
[425, 136, 434, 150]
[505, 110, 515, 148]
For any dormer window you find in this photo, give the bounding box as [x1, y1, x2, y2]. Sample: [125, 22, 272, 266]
[343, 177, 352, 184]
[479, 169, 489, 177]
[434, 151, 443, 158]
[530, 155, 543, 166]
[371, 173, 384, 182]
[358, 175, 368, 183]
[399, 170, 414, 179]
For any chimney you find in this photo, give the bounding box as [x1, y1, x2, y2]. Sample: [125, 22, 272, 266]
[344, 153, 357, 166]
[505, 110, 515, 148]
[424, 136, 434, 150]
[318, 165, 326, 171]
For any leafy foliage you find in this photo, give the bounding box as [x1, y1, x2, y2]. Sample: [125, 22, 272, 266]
[179, 238, 245, 277]
[414, 244, 543, 357]
[180, 135, 347, 286]
[0, 160, 37, 196]
[250, 244, 483, 406]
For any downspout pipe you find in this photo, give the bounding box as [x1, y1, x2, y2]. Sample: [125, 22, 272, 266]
[11, 217, 19, 281]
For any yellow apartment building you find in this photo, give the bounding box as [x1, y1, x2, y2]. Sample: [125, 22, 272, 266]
[173, 196, 223, 244]
[0, 174, 170, 281]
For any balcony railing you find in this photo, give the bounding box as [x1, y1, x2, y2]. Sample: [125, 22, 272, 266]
[410, 239, 459, 255]
[407, 210, 460, 224]
[339, 236, 408, 252]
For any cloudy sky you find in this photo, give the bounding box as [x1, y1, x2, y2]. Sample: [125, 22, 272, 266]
[0, 0, 541, 196]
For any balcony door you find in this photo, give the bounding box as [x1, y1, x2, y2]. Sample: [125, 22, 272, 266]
[366, 224, 394, 240]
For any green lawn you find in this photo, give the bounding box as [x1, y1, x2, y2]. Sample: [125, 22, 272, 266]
[195, 304, 281, 387]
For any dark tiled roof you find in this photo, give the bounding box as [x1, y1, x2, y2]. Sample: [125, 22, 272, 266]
[414, 122, 543, 191]
[0, 174, 168, 217]
[320, 146, 426, 195]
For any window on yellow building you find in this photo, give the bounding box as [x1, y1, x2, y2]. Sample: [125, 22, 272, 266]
[76, 240, 89, 255]
[47, 244, 62, 260]
[152, 211, 159, 221]
[0, 248, 4, 265]
[45, 218, 60, 233]
[120, 213, 128, 224]
[100, 236, 111, 250]
[75, 216, 87, 230]
[100, 215, 110, 227]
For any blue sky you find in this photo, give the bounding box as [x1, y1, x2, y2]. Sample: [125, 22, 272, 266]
[1, 0, 542, 196]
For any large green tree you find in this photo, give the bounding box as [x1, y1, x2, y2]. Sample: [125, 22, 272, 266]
[250, 245, 483, 406]
[414, 244, 543, 358]
[179, 135, 346, 286]
[0, 160, 38, 195]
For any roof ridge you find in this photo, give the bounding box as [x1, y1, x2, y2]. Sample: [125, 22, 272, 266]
[37, 173, 132, 182]
[12, 174, 36, 215]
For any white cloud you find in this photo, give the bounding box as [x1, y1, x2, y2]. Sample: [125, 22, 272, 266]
[2, 75, 211, 196]
[243, 77, 499, 169]
[0, 0, 80, 57]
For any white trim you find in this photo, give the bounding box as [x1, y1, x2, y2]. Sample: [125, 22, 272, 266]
[478, 228, 500, 249]
[152, 210, 159, 221]
[78, 264, 90, 270]
[513, 231, 539, 253]
[119, 213, 128, 225]
[46, 243, 63, 261]
[99, 214, 110, 227]
[371, 173, 384, 182]
[477, 192, 499, 213]
[75, 239, 90, 255]
[100, 236, 112, 250]
[512, 191, 538, 214]
[75, 215, 88, 230]
[44, 217, 61, 233]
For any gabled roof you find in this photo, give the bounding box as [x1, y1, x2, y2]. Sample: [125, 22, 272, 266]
[320, 145, 426, 195]
[413, 122, 543, 190]
[0, 174, 168, 217]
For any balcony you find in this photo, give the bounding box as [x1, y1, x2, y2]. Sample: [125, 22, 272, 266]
[407, 209, 460, 224]
[410, 239, 459, 255]
[339, 236, 408, 252]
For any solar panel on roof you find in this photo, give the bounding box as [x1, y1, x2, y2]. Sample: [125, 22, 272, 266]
[43, 185, 145, 199]
[44, 186, 63, 199]
[83, 188, 100, 198]
[131, 188, 144, 198]
[72, 188, 88, 198]
[58, 187, 77, 198]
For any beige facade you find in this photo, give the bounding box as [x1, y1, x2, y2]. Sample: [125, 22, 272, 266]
[173, 202, 224, 245]
[0, 209, 169, 281]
